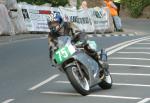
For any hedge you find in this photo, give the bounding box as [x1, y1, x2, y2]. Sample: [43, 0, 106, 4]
[17, 0, 69, 6]
[122, 0, 150, 17]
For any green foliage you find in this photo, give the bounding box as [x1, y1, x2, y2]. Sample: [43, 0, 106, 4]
[77, 0, 81, 9]
[122, 0, 150, 18]
[48, 0, 69, 7]
[17, 0, 34, 4]
[17, 0, 69, 6]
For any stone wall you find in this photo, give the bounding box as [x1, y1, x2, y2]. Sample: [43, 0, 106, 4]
[0, 0, 27, 35]
[0, 3, 14, 35]
[141, 5, 150, 19]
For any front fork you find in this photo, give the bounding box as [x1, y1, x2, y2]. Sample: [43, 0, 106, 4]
[75, 61, 84, 79]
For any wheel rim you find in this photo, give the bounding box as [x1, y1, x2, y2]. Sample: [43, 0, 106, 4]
[72, 67, 90, 91]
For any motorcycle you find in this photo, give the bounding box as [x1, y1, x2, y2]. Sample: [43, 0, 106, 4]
[50, 35, 112, 96]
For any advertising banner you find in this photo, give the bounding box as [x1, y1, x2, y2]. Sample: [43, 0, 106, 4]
[60, 7, 95, 33]
[60, 7, 114, 33]
[18, 4, 114, 33]
[90, 7, 114, 33]
[19, 4, 51, 32]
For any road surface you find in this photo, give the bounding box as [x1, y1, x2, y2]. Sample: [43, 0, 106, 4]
[1, 33, 150, 103]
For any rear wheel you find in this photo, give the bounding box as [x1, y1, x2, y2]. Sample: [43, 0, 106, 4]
[65, 65, 90, 96]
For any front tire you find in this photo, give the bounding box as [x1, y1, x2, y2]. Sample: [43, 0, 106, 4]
[65, 65, 90, 96]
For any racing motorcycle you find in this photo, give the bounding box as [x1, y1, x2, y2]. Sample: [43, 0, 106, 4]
[51, 35, 112, 96]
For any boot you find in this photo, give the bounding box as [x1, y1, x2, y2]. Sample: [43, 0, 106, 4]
[98, 60, 109, 80]
[98, 60, 109, 69]
[97, 51, 109, 77]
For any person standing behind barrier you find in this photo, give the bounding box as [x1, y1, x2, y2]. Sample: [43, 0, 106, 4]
[80, 0, 88, 9]
[113, 0, 121, 16]
[104, 0, 123, 31]
[104, 0, 118, 16]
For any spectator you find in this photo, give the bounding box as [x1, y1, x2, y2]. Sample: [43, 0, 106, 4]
[80, 0, 88, 9]
[104, 0, 118, 16]
[113, 0, 121, 16]
[104, 0, 123, 31]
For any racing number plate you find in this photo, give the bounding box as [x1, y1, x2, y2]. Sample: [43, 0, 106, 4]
[54, 44, 76, 64]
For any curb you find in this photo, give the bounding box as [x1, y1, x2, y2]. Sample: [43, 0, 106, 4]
[0, 34, 48, 44]
[0, 32, 146, 45]
[87, 32, 145, 38]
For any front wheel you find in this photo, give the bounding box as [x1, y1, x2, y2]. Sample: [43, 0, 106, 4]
[65, 65, 90, 96]
[98, 71, 113, 89]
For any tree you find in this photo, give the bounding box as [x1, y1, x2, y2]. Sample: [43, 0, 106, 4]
[122, 0, 150, 17]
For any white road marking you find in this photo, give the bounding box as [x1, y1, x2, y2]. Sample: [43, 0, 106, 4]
[2, 99, 15, 103]
[97, 35, 102, 37]
[136, 43, 150, 45]
[105, 34, 111, 37]
[28, 74, 59, 91]
[121, 34, 126, 36]
[87, 35, 93, 37]
[109, 57, 150, 61]
[126, 47, 150, 50]
[128, 34, 135, 36]
[109, 64, 150, 68]
[56, 81, 70, 83]
[114, 83, 150, 87]
[137, 98, 150, 103]
[41, 91, 142, 100]
[105, 40, 129, 52]
[111, 73, 150, 76]
[114, 34, 119, 36]
[144, 40, 150, 42]
[106, 36, 150, 56]
[117, 52, 150, 55]
[55, 81, 150, 87]
[106, 36, 150, 52]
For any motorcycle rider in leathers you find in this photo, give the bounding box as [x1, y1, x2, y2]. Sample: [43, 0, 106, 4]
[47, 13, 109, 78]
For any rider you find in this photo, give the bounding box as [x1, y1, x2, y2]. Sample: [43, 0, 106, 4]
[47, 13, 108, 73]
[47, 12, 72, 59]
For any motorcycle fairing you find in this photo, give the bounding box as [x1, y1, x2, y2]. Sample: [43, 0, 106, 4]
[72, 52, 101, 86]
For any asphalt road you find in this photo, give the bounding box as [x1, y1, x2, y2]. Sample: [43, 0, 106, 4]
[1, 34, 150, 103]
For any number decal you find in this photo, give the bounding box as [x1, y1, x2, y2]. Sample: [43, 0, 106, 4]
[55, 48, 69, 62]
[61, 48, 69, 58]
[55, 50, 62, 62]
[54, 45, 76, 64]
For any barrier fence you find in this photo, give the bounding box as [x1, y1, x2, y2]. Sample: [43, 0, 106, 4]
[0, 3, 114, 35]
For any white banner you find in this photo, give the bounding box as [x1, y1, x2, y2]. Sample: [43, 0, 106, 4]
[18, 4, 114, 33]
[60, 7, 95, 33]
[59, 7, 114, 33]
[90, 7, 114, 33]
[18, 4, 51, 32]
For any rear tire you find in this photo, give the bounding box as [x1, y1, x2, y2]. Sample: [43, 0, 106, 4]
[65, 65, 90, 96]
